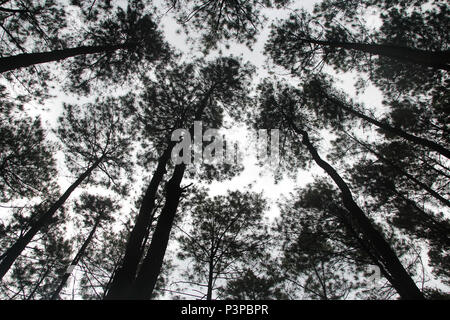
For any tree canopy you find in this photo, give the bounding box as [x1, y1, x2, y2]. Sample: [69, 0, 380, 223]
[0, 0, 448, 302]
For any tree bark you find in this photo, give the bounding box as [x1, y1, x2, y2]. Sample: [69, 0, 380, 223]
[301, 38, 450, 71]
[0, 43, 137, 73]
[0, 157, 102, 280]
[105, 143, 175, 299]
[290, 124, 424, 300]
[129, 164, 186, 299]
[51, 213, 103, 300]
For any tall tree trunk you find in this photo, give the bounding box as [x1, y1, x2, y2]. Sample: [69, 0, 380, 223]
[290, 124, 424, 300]
[335, 206, 399, 288]
[0, 157, 102, 280]
[326, 93, 450, 159]
[129, 164, 186, 299]
[106, 85, 217, 299]
[302, 38, 450, 71]
[0, 43, 137, 73]
[51, 213, 103, 300]
[105, 143, 175, 299]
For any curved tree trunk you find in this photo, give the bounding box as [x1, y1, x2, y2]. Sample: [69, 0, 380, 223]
[0, 157, 102, 280]
[290, 123, 424, 300]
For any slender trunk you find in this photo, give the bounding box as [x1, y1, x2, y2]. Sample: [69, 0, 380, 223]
[129, 164, 186, 299]
[102, 255, 122, 299]
[312, 264, 328, 300]
[335, 206, 399, 288]
[206, 216, 216, 301]
[206, 253, 214, 300]
[51, 214, 102, 300]
[302, 38, 450, 71]
[328, 94, 450, 159]
[105, 143, 174, 299]
[0, 157, 102, 280]
[0, 43, 137, 73]
[291, 124, 424, 299]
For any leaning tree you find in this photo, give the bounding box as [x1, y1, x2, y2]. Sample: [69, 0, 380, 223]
[0, 97, 133, 280]
[251, 78, 424, 299]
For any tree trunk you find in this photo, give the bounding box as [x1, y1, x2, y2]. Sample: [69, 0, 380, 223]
[0, 43, 137, 73]
[0, 157, 102, 280]
[327, 93, 450, 159]
[206, 257, 214, 300]
[105, 143, 175, 299]
[129, 164, 186, 299]
[291, 124, 424, 300]
[51, 213, 103, 300]
[302, 38, 450, 71]
[106, 84, 217, 299]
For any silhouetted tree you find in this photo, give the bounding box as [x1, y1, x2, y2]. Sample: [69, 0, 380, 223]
[274, 180, 415, 299]
[1, 1, 169, 97]
[266, 2, 449, 98]
[252, 79, 424, 299]
[0, 98, 132, 280]
[106, 56, 253, 299]
[175, 189, 269, 300]
[169, 0, 289, 51]
[50, 193, 119, 300]
[300, 76, 450, 159]
[0, 87, 57, 202]
[0, 215, 72, 300]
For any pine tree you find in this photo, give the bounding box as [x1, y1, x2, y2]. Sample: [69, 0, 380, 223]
[175, 189, 269, 300]
[0, 98, 133, 280]
[106, 56, 254, 299]
[252, 79, 424, 299]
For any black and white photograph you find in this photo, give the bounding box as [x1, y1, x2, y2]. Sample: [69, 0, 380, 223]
[0, 0, 448, 315]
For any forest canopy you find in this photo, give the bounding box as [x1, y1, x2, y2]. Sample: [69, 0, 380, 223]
[0, 0, 448, 301]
